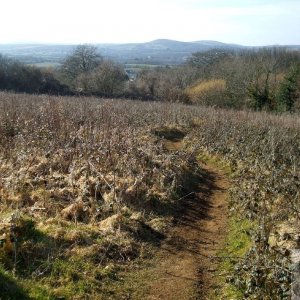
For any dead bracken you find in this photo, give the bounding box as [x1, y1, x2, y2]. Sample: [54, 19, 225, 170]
[0, 92, 299, 299]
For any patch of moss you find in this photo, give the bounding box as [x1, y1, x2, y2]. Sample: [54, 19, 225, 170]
[196, 152, 251, 299]
[211, 217, 253, 300]
[100, 259, 155, 300]
[197, 152, 233, 176]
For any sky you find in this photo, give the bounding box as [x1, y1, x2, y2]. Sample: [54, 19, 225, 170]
[1, 0, 299, 45]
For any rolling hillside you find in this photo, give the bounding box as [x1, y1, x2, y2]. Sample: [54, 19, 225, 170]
[1, 39, 299, 66]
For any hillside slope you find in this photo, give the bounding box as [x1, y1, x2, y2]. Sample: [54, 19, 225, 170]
[1, 39, 298, 66]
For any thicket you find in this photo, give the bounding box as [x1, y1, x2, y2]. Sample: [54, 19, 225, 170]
[0, 55, 69, 95]
[0, 46, 129, 98]
[59, 45, 129, 97]
[1, 45, 299, 112]
[187, 48, 300, 111]
[125, 48, 300, 111]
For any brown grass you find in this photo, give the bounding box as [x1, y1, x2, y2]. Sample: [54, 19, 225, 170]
[0, 91, 299, 299]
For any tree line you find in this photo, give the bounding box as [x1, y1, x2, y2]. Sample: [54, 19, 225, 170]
[0, 54, 69, 94]
[134, 48, 300, 112]
[0, 44, 299, 112]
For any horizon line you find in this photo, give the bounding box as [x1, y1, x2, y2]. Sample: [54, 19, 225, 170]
[0, 39, 300, 47]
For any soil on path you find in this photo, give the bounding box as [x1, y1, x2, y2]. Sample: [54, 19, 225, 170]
[141, 137, 230, 300]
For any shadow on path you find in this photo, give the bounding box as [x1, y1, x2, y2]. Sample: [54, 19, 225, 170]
[140, 128, 230, 300]
[0, 272, 30, 300]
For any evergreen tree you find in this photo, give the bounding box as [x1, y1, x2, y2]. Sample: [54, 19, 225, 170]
[277, 65, 300, 112]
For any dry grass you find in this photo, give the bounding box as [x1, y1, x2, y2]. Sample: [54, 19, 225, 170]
[185, 79, 226, 105]
[0, 92, 198, 299]
[0, 91, 299, 299]
[188, 107, 300, 298]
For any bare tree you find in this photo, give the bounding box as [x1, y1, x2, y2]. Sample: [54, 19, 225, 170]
[61, 45, 103, 83]
[76, 60, 128, 96]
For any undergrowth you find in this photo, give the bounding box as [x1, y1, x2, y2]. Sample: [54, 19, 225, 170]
[190, 109, 299, 299]
[213, 217, 253, 299]
[0, 93, 199, 299]
[0, 92, 299, 299]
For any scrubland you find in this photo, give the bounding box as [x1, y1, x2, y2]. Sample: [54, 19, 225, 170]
[0, 92, 299, 299]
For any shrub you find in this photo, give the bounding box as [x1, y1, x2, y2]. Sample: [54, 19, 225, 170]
[185, 79, 226, 106]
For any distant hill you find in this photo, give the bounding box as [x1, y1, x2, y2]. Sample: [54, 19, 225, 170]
[97, 39, 244, 65]
[0, 39, 299, 66]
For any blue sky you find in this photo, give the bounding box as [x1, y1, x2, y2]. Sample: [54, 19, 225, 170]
[1, 0, 299, 45]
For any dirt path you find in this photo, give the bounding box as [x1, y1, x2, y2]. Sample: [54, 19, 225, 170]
[141, 139, 230, 299]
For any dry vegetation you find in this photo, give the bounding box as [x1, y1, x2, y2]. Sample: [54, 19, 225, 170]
[188, 109, 300, 299]
[0, 91, 299, 299]
[0, 92, 198, 299]
[185, 79, 226, 105]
